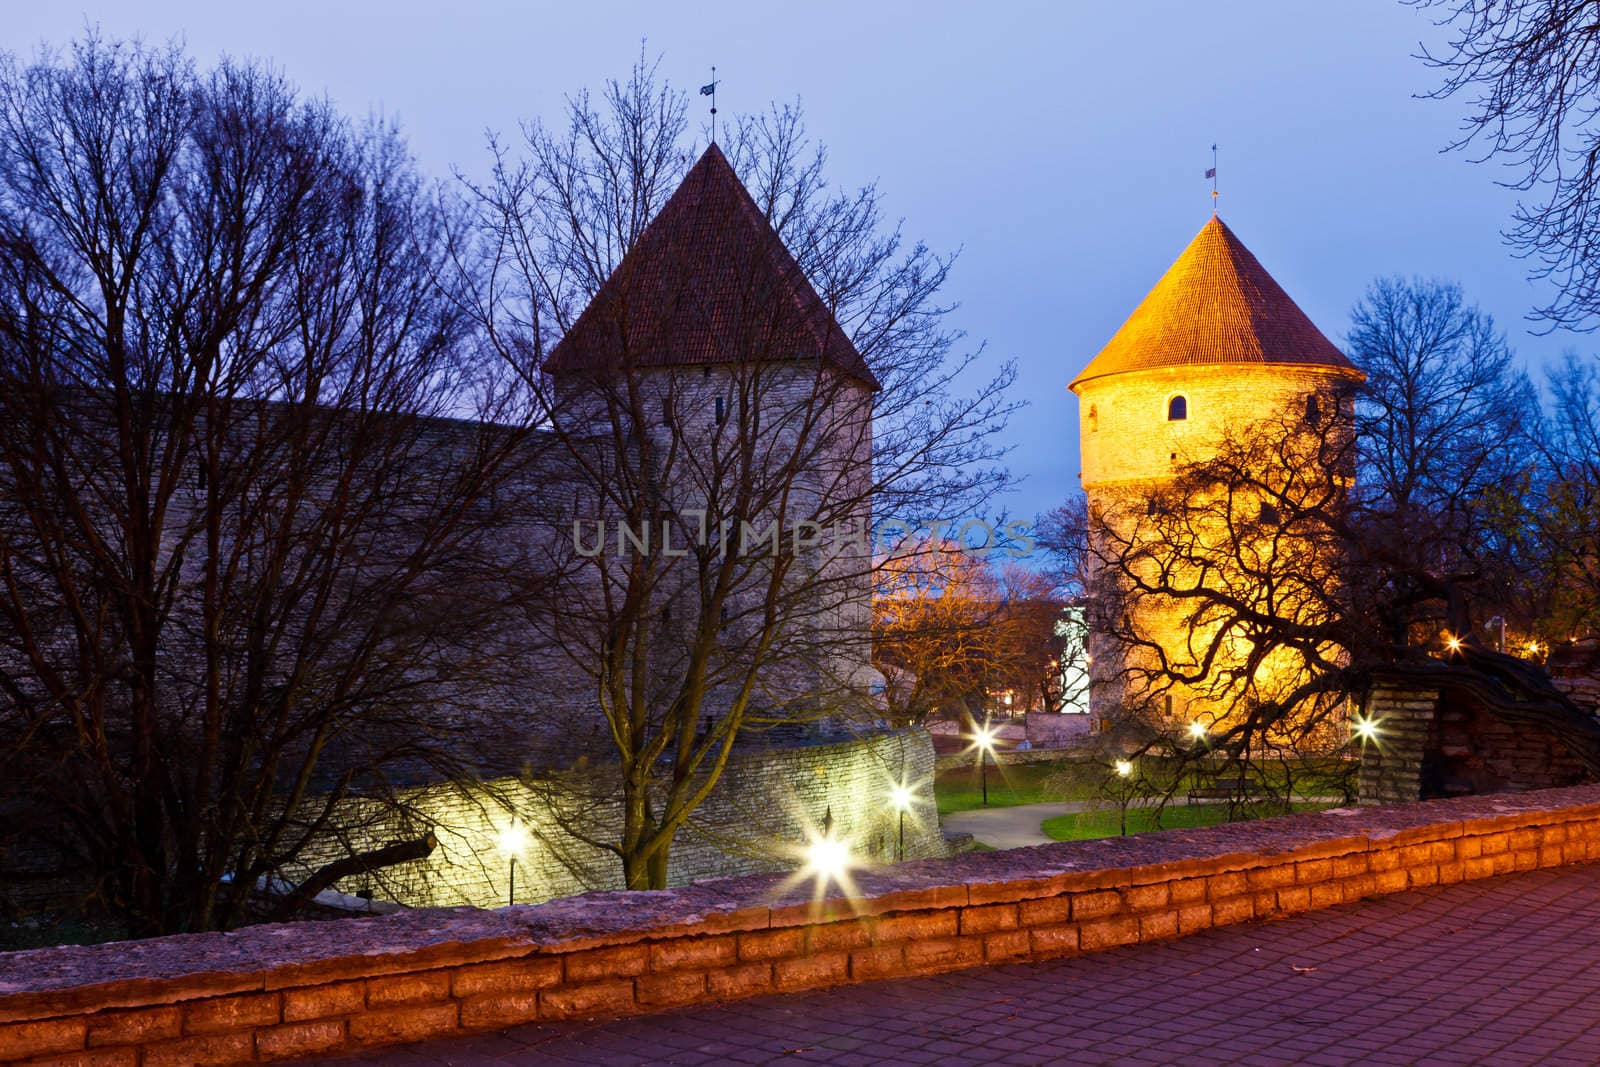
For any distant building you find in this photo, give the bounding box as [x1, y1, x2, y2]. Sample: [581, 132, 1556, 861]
[1068, 216, 1364, 731]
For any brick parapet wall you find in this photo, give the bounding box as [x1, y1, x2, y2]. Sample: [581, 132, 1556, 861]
[6, 785, 1600, 1064]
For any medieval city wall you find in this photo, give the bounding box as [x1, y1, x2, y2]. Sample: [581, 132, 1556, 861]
[282, 729, 947, 912]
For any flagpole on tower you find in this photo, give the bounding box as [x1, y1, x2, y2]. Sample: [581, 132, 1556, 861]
[1207, 144, 1218, 215]
[701, 67, 719, 145]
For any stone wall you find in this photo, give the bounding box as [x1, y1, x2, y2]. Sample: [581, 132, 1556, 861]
[1075, 363, 1362, 728]
[5, 786, 1600, 1064]
[283, 730, 946, 911]
[1359, 684, 1591, 805]
[1024, 710, 1091, 748]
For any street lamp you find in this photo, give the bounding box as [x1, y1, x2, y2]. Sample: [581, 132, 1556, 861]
[804, 829, 852, 891]
[1113, 759, 1134, 837]
[495, 821, 531, 907]
[1351, 715, 1381, 744]
[1187, 720, 1207, 742]
[889, 782, 913, 862]
[971, 721, 999, 807]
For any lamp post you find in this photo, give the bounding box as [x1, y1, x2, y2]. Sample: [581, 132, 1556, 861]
[1114, 759, 1134, 836]
[889, 783, 912, 862]
[495, 821, 530, 907]
[972, 721, 998, 807]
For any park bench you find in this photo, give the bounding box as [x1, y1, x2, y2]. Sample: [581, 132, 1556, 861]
[1186, 776, 1261, 803]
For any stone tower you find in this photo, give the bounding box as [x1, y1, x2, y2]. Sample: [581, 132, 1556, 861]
[1069, 215, 1365, 728]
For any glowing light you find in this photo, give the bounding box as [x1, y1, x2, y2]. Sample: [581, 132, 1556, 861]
[1351, 715, 1382, 743]
[804, 834, 853, 886]
[1114, 759, 1134, 778]
[1187, 721, 1207, 741]
[1445, 634, 1462, 653]
[970, 722, 998, 754]
[495, 821, 531, 859]
[889, 783, 914, 812]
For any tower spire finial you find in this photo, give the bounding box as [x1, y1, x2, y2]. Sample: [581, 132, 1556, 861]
[700, 67, 719, 144]
[1206, 144, 1219, 216]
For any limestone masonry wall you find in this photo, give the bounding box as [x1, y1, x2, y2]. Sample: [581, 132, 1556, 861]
[6, 785, 1600, 1064]
[1360, 684, 1591, 805]
[280, 730, 946, 912]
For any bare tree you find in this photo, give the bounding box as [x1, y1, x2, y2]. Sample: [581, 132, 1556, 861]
[459, 55, 1018, 889]
[1529, 353, 1600, 639]
[0, 38, 538, 935]
[1414, 0, 1600, 327]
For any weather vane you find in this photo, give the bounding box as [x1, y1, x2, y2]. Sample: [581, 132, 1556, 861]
[1206, 144, 1218, 214]
[700, 66, 719, 144]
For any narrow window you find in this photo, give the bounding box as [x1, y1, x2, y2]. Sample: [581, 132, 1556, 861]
[1259, 502, 1281, 526]
[1305, 394, 1321, 426]
[715, 396, 726, 424]
[1087, 404, 1099, 433]
[662, 396, 674, 427]
[1167, 395, 1187, 421]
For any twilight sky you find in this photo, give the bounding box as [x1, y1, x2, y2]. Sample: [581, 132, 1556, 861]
[4, 1, 1573, 525]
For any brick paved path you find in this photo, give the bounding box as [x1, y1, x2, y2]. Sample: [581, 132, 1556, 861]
[324, 864, 1600, 1066]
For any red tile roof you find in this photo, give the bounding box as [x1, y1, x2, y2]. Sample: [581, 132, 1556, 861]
[544, 144, 878, 389]
[1070, 216, 1359, 391]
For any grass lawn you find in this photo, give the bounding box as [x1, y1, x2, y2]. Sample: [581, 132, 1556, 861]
[934, 761, 1099, 814]
[1040, 801, 1336, 841]
[935, 756, 1354, 816]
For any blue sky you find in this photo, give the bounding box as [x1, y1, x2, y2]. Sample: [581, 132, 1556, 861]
[5, 1, 1573, 524]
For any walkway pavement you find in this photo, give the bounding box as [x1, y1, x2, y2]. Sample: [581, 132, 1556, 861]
[940, 802, 1097, 849]
[322, 863, 1600, 1066]
[943, 799, 1349, 850]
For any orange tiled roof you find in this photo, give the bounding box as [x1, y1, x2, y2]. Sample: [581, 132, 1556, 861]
[544, 144, 878, 389]
[1070, 216, 1357, 391]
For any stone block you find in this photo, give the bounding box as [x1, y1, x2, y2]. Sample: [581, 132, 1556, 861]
[1071, 889, 1122, 920]
[959, 904, 1019, 934]
[563, 944, 649, 983]
[849, 945, 906, 981]
[255, 1019, 346, 1061]
[635, 971, 707, 1008]
[451, 959, 562, 998]
[183, 992, 281, 1035]
[1017, 895, 1071, 927]
[143, 1032, 256, 1066]
[739, 928, 805, 962]
[984, 930, 1031, 962]
[773, 952, 849, 991]
[347, 1003, 459, 1046]
[365, 972, 450, 1008]
[1123, 883, 1170, 911]
[808, 920, 873, 952]
[538, 981, 636, 1020]
[649, 936, 737, 973]
[458, 992, 540, 1030]
[86, 1006, 181, 1046]
[1029, 925, 1079, 959]
[1078, 916, 1140, 952]
[875, 911, 957, 943]
[0, 1018, 86, 1060]
[707, 963, 773, 1000]
[1212, 896, 1254, 926]
[904, 936, 984, 973]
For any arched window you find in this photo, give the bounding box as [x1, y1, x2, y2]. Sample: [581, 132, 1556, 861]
[1305, 393, 1321, 427]
[1088, 404, 1099, 432]
[1167, 395, 1187, 421]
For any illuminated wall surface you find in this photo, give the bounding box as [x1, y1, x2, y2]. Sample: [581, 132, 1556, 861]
[1071, 217, 1364, 732]
[283, 729, 946, 910]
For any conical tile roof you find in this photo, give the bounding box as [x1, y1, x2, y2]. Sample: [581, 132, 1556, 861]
[544, 143, 878, 389]
[1070, 216, 1357, 391]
